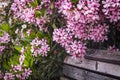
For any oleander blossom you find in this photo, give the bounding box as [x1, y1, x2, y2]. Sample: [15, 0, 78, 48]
[10, 0, 51, 31]
[0, 46, 5, 53]
[20, 8, 35, 23]
[11, 53, 32, 80]
[10, 0, 35, 23]
[102, 0, 120, 22]
[53, 28, 73, 47]
[0, 32, 10, 43]
[19, 54, 25, 65]
[22, 68, 32, 80]
[77, 0, 100, 22]
[68, 41, 86, 57]
[89, 24, 109, 42]
[53, 28, 86, 57]
[12, 65, 32, 80]
[30, 38, 50, 57]
[4, 73, 15, 80]
[55, 0, 72, 15]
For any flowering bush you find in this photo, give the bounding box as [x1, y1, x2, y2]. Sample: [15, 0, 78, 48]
[0, 0, 120, 79]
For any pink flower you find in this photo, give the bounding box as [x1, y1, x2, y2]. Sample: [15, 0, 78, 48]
[0, 46, 5, 53]
[53, 28, 73, 47]
[53, 28, 86, 58]
[4, 73, 15, 80]
[31, 38, 50, 57]
[13, 65, 22, 72]
[77, 0, 100, 22]
[12, 65, 32, 80]
[68, 41, 86, 57]
[20, 47, 25, 54]
[56, 0, 72, 13]
[22, 68, 32, 79]
[0, 32, 10, 43]
[21, 8, 35, 23]
[102, 0, 120, 22]
[19, 54, 25, 65]
[89, 24, 109, 42]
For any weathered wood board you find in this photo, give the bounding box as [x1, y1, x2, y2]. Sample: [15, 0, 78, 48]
[63, 64, 118, 80]
[85, 49, 120, 65]
[63, 49, 120, 80]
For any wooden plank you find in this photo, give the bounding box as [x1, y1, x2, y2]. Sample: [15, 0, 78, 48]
[64, 56, 120, 79]
[64, 56, 96, 71]
[63, 64, 118, 80]
[85, 49, 120, 65]
[97, 62, 120, 77]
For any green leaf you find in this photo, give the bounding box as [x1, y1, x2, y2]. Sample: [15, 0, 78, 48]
[3, 63, 10, 70]
[0, 30, 4, 36]
[35, 11, 41, 17]
[8, 55, 19, 67]
[71, 0, 78, 3]
[30, 0, 38, 8]
[24, 47, 34, 67]
[24, 60, 29, 67]
[0, 22, 10, 32]
[14, 46, 22, 53]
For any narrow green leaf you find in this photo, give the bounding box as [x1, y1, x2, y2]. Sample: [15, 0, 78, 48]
[14, 46, 22, 53]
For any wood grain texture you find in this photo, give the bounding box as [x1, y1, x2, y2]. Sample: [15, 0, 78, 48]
[85, 49, 120, 65]
[63, 49, 120, 80]
[63, 64, 118, 80]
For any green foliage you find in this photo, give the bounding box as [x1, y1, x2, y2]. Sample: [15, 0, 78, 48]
[30, 0, 38, 8]
[0, 0, 67, 80]
[0, 22, 10, 32]
[71, 0, 78, 4]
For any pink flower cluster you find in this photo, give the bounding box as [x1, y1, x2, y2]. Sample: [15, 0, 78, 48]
[0, 32, 10, 43]
[53, 0, 112, 58]
[53, 28, 73, 47]
[3, 65, 31, 80]
[10, 0, 36, 23]
[0, 32, 10, 53]
[10, 0, 120, 59]
[77, 0, 100, 22]
[10, 0, 52, 31]
[53, 28, 86, 57]
[31, 38, 50, 57]
[12, 65, 32, 80]
[102, 0, 120, 22]
[3, 50, 32, 80]
[89, 24, 109, 42]
[4, 73, 15, 80]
